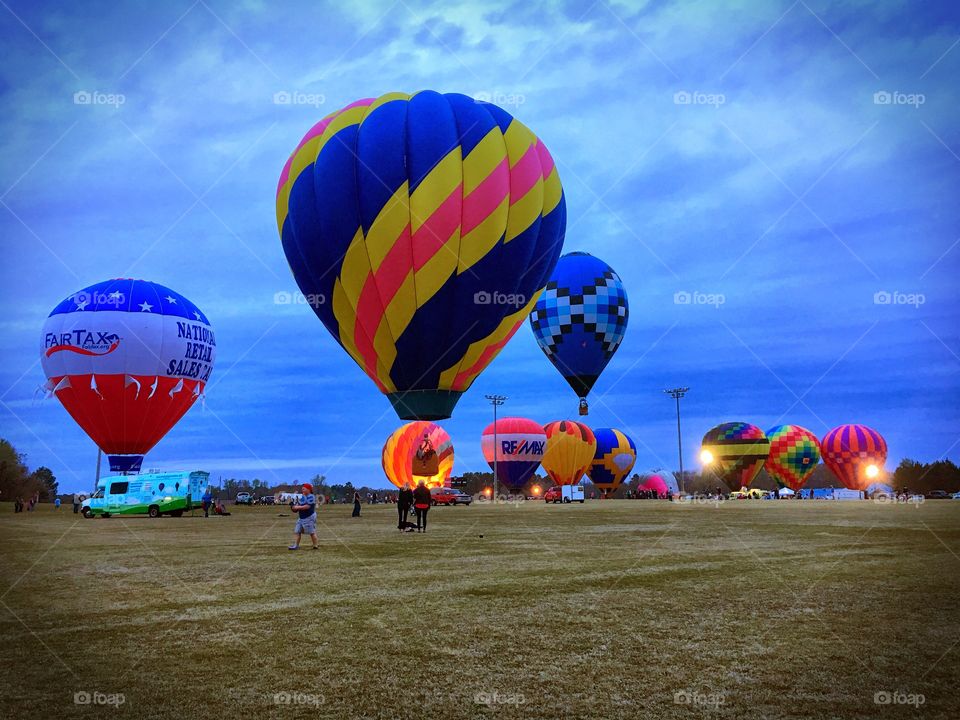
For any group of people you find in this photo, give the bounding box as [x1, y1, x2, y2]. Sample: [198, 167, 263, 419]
[12, 492, 39, 512]
[200, 489, 231, 517]
[395, 480, 432, 532]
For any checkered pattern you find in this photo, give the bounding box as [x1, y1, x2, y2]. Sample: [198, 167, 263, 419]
[821, 424, 887, 489]
[530, 270, 627, 359]
[766, 424, 820, 490]
[701, 422, 770, 489]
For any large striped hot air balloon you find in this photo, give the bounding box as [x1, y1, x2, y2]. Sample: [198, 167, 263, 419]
[529, 252, 628, 414]
[276, 91, 566, 421]
[382, 421, 454, 489]
[586, 427, 636, 496]
[766, 424, 820, 491]
[821, 424, 887, 490]
[41, 279, 215, 473]
[541, 420, 596, 486]
[480, 417, 546, 491]
[700, 422, 770, 491]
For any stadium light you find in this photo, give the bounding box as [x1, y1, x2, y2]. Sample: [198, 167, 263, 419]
[663, 387, 690, 494]
[485, 394, 507, 500]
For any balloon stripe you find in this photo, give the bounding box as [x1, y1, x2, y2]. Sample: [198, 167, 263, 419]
[461, 158, 509, 237]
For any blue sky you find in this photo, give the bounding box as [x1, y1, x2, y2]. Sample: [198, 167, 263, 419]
[1, 0, 958, 492]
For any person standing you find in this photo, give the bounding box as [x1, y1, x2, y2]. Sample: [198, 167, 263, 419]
[289, 483, 318, 550]
[72, 492, 81, 514]
[413, 480, 431, 533]
[201, 487, 213, 518]
[54, 497, 61, 510]
[352, 490, 362, 518]
[397, 483, 413, 530]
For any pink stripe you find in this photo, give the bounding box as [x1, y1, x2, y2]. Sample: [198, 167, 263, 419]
[461, 158, 509, 236]
[534, 139, 555, 178]
[509, 143, 543, 205]
[413, 187, 462, 272]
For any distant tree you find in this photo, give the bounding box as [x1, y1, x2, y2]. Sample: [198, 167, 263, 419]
[29, 466, 58, 500]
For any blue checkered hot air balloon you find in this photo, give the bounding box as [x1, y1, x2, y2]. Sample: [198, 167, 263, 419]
[529, 253, 628, 414]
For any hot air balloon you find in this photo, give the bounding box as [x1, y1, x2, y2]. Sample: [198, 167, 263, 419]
[382, 421, 454, 489]
[529, 252, 627, 414]
[276, 91, 566, 421]
[700, 422, 770, 491]
[586, 428, 636, 496]
[766, 424, 820, 491]
[41, 279, 215, 473]
[639, 474, 669, 498]
[541, 420, 596, 486]
[821, 424, 887, 490]
[480, 417, 546, 491]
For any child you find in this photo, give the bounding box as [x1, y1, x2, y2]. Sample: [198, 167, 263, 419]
[289, 483, 318, 550]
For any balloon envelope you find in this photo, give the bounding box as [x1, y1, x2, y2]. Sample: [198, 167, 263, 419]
[481, 417, 546, 491]
[541, 420, 596, 486]
[41, 279, 215, 473]
[640, 474, 668, 497]
[821, 424, 887, 490]
[586, 427, 636, 495]
[382, 421, 454, 489]
[766, 424, 820, 491]
[701, 422, 770, 491]
[277, 91, 566, 421]
[529, 252, 628, 406]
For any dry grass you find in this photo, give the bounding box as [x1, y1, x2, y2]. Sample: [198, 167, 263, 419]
[1, 499, 959, 719]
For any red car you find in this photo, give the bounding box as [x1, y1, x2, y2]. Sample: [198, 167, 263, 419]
[543, 486, 563, 503]
[429, 487, 473, 506]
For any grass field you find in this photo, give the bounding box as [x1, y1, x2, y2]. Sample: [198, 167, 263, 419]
[2, 499, 959, 719]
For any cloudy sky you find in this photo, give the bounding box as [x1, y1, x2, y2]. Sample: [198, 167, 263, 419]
[1, 0, 958, 492]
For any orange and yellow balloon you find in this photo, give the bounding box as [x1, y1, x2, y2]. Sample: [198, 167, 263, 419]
[541, 420, 596, 486]
[382, 421, 454, 489]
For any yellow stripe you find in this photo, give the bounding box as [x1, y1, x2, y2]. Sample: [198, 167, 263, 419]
[412, 232, 459, 305]
[541, 164, 562, 216]
[365, 181, 410, 270]
[383, 270, 417, 341]
[367, 91, 410, 114]
[457, 195, 508, 274]
[410, 149, 462, 233]
[502, 120, 543, 243]
[462, 129, 507, 195]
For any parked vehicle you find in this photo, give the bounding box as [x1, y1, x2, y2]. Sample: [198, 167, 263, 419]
[544, 485, 585, 503]
[544, 485, 562, 503]
[81, 471, 209, 518]
[927, 490, 949, 499]
[257, 495, 276, 505]
[235, 492, 253, 505]
[429, 486, 472, 506]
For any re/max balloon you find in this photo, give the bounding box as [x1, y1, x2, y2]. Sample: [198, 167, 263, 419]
[277, 91, 566, 421]
[586, 427, 636, 496]
[766, 424, 820, 491]
[700, 422, 770, 491]
[541, 420, 596, 486]
[821, 424, 887, 490]
[529, 252, 627, 414]
[481, 417, 546, 491]
[40, 279, 215, 473]
[382, 421, 454, 489]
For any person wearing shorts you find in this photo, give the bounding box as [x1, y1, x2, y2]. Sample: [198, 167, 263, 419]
[289, 483, 318, 550]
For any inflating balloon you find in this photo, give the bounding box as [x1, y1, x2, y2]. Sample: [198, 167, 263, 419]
[277, 91, 566, 421]
[586, 428, 636, 496]
[821, 424, 887, 490]
[382, 421, 453, 489]
[41, 279, 215, 473]
[700, 422, 770, 491]
[766, 424, 820, 491]
[541, 420, 596, 486]
[639, 474, 668, 497]
[529, 252, 628, 414]
[481, 417, 546, 491]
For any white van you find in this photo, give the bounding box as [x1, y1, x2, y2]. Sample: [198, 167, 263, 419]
[82, 471, 210, 518]
[562, 485, 585, 503]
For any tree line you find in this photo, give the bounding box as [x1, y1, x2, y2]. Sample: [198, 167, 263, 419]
[0, 439, 58, 502]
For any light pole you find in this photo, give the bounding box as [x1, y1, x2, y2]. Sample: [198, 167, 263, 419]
[485, 394, 507, 500]
[663, 387, 689, 494]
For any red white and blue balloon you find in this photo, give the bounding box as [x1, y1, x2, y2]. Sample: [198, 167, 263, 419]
[41, 279, 215, 472]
